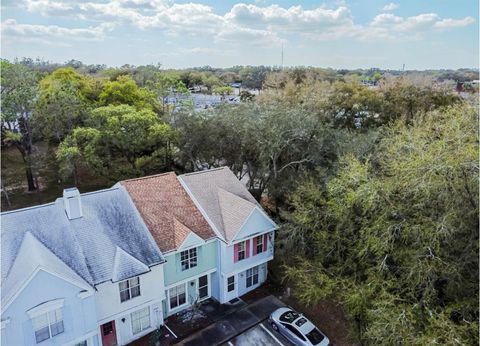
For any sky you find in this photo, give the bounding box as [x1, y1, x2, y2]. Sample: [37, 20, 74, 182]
[1, 0, 478, 69]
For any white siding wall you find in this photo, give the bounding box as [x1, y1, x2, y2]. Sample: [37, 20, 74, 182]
[94, 264, 165, 345]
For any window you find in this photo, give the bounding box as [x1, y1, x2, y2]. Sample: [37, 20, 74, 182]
[180, 247, 198, 271]
[74, 341, 88, 346]
[119, 277, 141, 302]
[227, 276, 235, 292]
[131, 307, 150, 335]
[255, 235, 264, 254]
[246, 266, 259, 288]
[282, 323, 306, 341]
[198, 275, 209, 299]
[238, 241, 246, 261]
[32, 308, 64, 343]
[169, 283, 186, 309]
[306, 328, 325, 345]
[102, 322, 113, 336]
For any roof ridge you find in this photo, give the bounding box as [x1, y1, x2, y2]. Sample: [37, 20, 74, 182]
[180, 167, 227, 177]
[121, 172, 176, 183]
[1, 201, 57, 215]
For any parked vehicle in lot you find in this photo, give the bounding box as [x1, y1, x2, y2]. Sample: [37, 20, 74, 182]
[269, 308, 330, 346]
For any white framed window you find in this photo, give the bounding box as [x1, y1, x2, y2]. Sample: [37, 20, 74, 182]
[227, 276, 235, 292]
[246, 266, 259, 288]
[238, 241, 246, 261]
[180, 247, 198, 271]
[256, 235, 264, 254]
[32, 308, 64, 343]
[119, 277, 141, 303]
[131, 307, 150, 335]
[198, 275, 209, 300]
[169, 283, 187, 309]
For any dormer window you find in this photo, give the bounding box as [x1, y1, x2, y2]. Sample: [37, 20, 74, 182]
[180, 247, 198, 271]
[119, 277, 141, 302]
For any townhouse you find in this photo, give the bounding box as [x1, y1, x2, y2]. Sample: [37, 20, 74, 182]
[1, 186, 165, 346]
[121, 173, 219, 317]
[1, 167, 277, 345]
[179, 167, 277, 304]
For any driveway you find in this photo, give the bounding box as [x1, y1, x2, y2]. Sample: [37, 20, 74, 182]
[223, 320, 295, 346]
[175, 295, 286, 346]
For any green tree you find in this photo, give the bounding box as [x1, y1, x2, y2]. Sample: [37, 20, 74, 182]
[98, 75, 160, 112]
[213, 86, 233, 99]
[57, 105, 177, 182]
[35, 67, 96, 142]
[146, 72, 188, 114]
[1, 60, 41, 191]
[284, 104, 478, 345]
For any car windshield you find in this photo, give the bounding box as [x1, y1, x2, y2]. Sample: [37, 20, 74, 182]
[306, 328, 325, 345]
[295, 317, 308, 327]
[279, 310, 300, 323]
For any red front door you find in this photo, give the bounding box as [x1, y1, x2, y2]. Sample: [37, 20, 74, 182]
[101, 321, 117, 346]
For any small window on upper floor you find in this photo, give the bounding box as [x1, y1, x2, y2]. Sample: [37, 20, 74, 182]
[119, 276, 141, 303]
[180, 247, 198, 271]
[238, 241, 246, 261]
[32, 308, 64, 344]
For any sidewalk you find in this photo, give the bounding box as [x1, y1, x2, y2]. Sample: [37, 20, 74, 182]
[175, 295, 286, 346]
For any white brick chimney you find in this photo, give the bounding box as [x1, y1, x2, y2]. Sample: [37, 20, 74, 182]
[63, 188, 83, 220]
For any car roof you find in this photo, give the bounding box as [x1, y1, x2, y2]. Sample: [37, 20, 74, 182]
[295, 317, 316, 334]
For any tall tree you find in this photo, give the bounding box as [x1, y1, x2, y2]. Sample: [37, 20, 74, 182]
[1, 60, 40, 191]
[57, 105, 177, 182]
[34, 67, 96, 142]
[99, 75, 160, 112]
[284, 104, 478, 345]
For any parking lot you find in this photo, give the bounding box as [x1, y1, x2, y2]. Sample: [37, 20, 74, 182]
[222, 320, 294, 346]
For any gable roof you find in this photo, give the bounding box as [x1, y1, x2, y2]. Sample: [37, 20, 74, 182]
[1, 185, 164, 305]
[121, 172, 216, 253]
[218, 188, 257, 241]
[2, 232, 93, 310]
[179, 167, 277, 243]
[112, 246, 150, 282]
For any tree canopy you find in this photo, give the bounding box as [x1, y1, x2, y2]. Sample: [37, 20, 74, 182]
[283, 104, 478, 345]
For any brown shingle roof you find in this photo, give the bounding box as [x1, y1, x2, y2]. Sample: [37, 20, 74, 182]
[121, 172, 216, 253]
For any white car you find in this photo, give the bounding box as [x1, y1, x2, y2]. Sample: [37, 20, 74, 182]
[269, 307, 330, 346]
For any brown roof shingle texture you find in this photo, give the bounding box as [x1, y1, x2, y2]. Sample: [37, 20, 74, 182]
[121, 172, 216, 253]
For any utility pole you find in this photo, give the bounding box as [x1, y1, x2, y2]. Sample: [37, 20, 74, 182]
[281, 44, 284, 69]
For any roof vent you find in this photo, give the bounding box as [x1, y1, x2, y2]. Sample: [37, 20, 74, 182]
[63, 188, 82, 220]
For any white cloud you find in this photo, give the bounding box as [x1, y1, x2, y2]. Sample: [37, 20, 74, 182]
[9, 0, 476, 45]
[370, 12, 474, 36]
[434, 16, 475, 29]
[1, 18, 113, 42]
[381, 3, 399, 12]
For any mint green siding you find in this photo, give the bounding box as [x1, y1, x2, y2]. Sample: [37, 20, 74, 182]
[163, 241, 217, 287]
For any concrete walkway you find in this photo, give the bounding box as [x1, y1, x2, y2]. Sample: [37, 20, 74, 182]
[175, 296, 286, 346]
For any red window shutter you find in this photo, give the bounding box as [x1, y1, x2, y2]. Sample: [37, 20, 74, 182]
[252, 237, 258, 256]
[234, 243, 239, 262]
[245, 240, 250, 258]
[263, 234, 268, 252]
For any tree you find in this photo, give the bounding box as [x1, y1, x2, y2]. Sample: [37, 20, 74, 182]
[34, 67, 96, 142]
[283, 104, 478, 345]
[98, 75, 160, 112]
[57, 105, 178, 182]
[240, 90, 255, 102]
[212, 86, 233, 99]
[1, 60, 41, 191]
[146, 72, 188, 114]
[325, 81, 384, 129]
